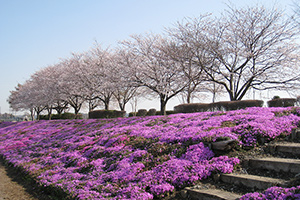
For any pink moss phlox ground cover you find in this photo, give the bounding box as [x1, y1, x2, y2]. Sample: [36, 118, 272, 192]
[0, 121, 16, 128]
[240, 186, 300, 199]
[0, 107, 299, 199]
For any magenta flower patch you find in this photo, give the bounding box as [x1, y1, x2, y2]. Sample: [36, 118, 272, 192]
[0, 107, 299, 199]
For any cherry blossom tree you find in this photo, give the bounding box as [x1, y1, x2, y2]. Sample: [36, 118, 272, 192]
[8, 63, 71, 120]
[8, 79, 46, 120]
[121, 33, 187, 114]
[172, 5, 300, 101]
[112, 48, 141, 111]
[10, 4, 299, 117]
[57, 54, 87, 116]
[82, 45, 115, 111]
[212, 5, 300, 100]
[30, 65, 69, 119]
[8, 83, 32, 117]
[167, 15, 217, 103]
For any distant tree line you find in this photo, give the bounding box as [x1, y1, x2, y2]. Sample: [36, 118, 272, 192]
[8, 4, 300, 119]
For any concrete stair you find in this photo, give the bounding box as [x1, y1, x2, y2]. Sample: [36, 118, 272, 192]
[268, 142, 300, 155]
[289, 128, 300, 141]
[182, 128, 300, 200]
[182, 188, 241, 200]
[220, 173, 287, 190]
[248, 157, 300, 174]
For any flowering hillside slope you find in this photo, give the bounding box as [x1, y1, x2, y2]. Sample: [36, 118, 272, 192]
[0, 107, 300, 199]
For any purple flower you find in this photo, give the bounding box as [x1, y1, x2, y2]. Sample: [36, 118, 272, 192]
[0, 107, 299, 199]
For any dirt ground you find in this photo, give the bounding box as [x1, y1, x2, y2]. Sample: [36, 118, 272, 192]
[0, 160, 184, 200]
[0, 159, 38, 200]
[0, 157, 67, 200]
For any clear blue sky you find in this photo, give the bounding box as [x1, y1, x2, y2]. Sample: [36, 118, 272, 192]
[0, 0, 295, 114]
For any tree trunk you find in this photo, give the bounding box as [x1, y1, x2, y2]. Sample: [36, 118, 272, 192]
[119, 102, 125, 111]
[101, 96, 110, 110]
[74, 107, 80, 115]
[36, 111, 41, 120]
[34, 107, 44, 120]
[228, 89, 235, 101]
[104, 102, 109, 110]
[55, 101, 68, 114]
[30, 108, 35, 121]
[160, 95, 167, 115]
[74, 107, 80, 119]
[47, 107, 52, 120]
[212, 83, 216, 103]
[186, 92, 191, 104]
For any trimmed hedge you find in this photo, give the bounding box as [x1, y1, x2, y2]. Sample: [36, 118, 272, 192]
[216, 100, 264, 111]
[88, 110, 126, 119]
[267, 98, 296, 107]
[137, 109, 147, 117]
[174, 103, 209, 113]
[174, 100, 264, 113]
[128, 112, 136, 117]
[147, 108, 157, 116]
[40, 113, 82, 120]
[129, 109, 176, 117]
[155, 110, 176, 115]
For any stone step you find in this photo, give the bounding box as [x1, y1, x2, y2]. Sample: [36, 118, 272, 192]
[249, 157, 300, 174]
[183, 188, 241, 200]
[289, 129, 300, 140]
[220, 173, 287, 190]
[268, 142, 300, 155]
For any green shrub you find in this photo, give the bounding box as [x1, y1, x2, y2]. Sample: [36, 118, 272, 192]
[129, 109, 174, 117]
[147, 108, 157, 116]
[39, 112, 81, 120]
[137, 109, 147, 116]
[155, 110, 176, 115]
[88, 110, 126, 119]
[39, 115, 47, 120]
[166, 110, 175, 115]
[267, 98, 296, 107]
[173, 103, 209, 113]
[128, 112, 137, 117]
[58, 113, 81, 119]
[174, 100, 264, 113]
[213, 101, 229, 111]
[272, 95, 280, 99]
[218, 100, 264, 111]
